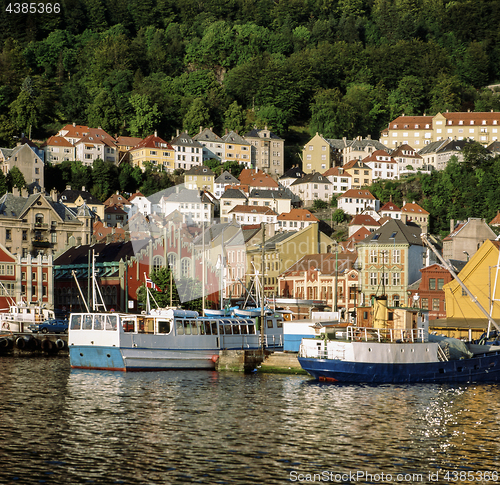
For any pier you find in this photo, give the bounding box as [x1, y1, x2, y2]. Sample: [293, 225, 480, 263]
[0, 332, 68, 355]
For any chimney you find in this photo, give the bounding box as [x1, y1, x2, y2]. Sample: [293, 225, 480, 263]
[176, 129, 180, 136]
[66, 185, 71, 191]
[116, 190, 120, 195]
[82, 186, 85, 192]
[225, 128, 228, 135]
[450, 219, 455, 232]
[199, 126, 203, 133]
[50, 188, 58, 202]
[21, 188, 28, 197]
[73, 122, 76, 127]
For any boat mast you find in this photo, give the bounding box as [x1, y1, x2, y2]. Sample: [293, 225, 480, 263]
[421, 233, 500, 333]
[260, 222, 265, 351]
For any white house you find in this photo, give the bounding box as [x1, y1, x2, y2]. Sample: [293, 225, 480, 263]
[159, 189, 214, 227]
[128, 191, 151, 217]
[214, 171, 239, 199]
[227, 205, 277, 226]
[171, 131, 203, 171]
[362, 150, 398, 180]
[337, 189, 380, 215]
[289, 172, 333, 206]
[323, 166, 352, 194]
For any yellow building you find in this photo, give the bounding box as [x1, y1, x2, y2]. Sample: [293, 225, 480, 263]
[341, 159, 372, 188]
[221, 131, 251, 167]
[444, 239, 500, 332]
[302, 133, 336, 174]
[246, 223, 336, 297]
[380, 111, 500, 149]
[183, 165, 215, 192]
[129, 131, 175, 172]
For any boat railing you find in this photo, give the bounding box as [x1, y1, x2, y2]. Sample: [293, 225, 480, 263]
[346, 326, 426, 343]
[260, 334, 283, 349]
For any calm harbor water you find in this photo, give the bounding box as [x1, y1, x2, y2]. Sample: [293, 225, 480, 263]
[1, 356, 500, 484]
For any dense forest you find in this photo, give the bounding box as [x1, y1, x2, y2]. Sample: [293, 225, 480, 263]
[1, 0, 500, 150]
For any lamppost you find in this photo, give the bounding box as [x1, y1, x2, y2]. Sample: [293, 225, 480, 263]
[463, 251, 470, 262]
[334, 245, 338, 312]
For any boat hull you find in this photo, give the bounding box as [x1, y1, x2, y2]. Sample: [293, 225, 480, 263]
[69, 346, 218, 371]
[298, 350, 500, 383]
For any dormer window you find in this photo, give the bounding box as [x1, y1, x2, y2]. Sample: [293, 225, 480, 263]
[470, 120, 474, 125]
[482, 120, 486, 125]
[459, 120, 463, 125]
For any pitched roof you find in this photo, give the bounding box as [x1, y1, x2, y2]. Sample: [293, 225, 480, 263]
[115, 136, 142, 147]
[489, 211, 500, 226]
[59, 189, 103, 206]
[380, 201, 401, 212]
[171, 132, 203, 148]
[184, 165, 214, 176]
[104, 193, 131, 207]
[128, 191, 146, 202]
[228, 205, 277, 215]
[323, 167, 352, 177]
[338, 189, 376, 200]
[362, 150, 397, 164]
[239, 169, 279, 188]
[193, 128, 224, 143]
[342, 159, 371, 170]
[249, 188, 292, 200]
[290, 172, 332, 186]
[401, 202, 429, 215]
[244, 128, 283, 140]
[348, 226, 372, 242]
[280, 253, 357, 277]
[389, 116, 433, 130]
[277, 209, 318, 222]
[360, 219, 423, 246]
[280, 166, 305, 180]
[54, 241, 143, 266]
[57, 124, 115, 141]
[41, 136, 74, 148]
[215, 171, 239, 184]
[131, 134, 173, 151]
[105, 204, 127, 215]
[349, 214, 380, 226]
[220, 188, 247, 200]
[222, 131, 250, 145]
[390, 144, 422, 159]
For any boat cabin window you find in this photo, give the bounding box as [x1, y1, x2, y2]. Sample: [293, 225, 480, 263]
[123, 319, 135, 332]
[106, 315, 117, 331]
[248, 324, 256, 334]
[190, 320, 199, 335]
[240, 324, 248, 334]
[204, 321, 212, 335]
[143, 318, 154, 333]
[224, 323, 232, 335]
[158, 320, 171, 334]
[94, 315, 105, 330]
[184, 320, 191, 335]
[70, 315, 82, 330]
[267, 319, 273, 328]
[138, 318, 145, 333]
[211, 320, 218, 335]
[193, 320, 203, 335]
[176, 319, 184, 335]
[277, 319, 283, 328]
[83, 315, 93, 330]
[232, 322, 240, 334]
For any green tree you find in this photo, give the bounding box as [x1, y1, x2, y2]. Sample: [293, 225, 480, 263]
[6, 166, 26, 191]
[332, 208, 346, 224]
[223, 101, 246, 134]
[183, 98, 212, 137]
[128, 93, 161, 138]
[86, 90, 122, 134]
[0, 170, 8, 197]
[387, 76, 425, 119]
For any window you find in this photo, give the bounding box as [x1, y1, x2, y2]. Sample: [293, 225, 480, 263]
[392, 273, 400, 286]
[437, 278, 444, 290]
[429, 278, 436, 290]
[392, 249, 400, 264]
[6, 229, 11, 241]
[22, 230, 27, 241]
[421, 298, 429, 309]
[370, 250, 377, 263]
[370, 272, 377, 286]
[432, 299, 440, 311]
[381, 273, 389, 286]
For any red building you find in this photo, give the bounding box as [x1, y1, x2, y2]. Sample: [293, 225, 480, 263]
[408, 264, 456, 321]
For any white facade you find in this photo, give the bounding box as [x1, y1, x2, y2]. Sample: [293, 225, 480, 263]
[337, 190, 380, 215]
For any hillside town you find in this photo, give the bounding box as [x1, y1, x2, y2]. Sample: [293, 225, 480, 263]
[1, 111, 500, 337]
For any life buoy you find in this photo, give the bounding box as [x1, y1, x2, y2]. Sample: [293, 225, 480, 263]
[2, 322, 9, 330]
[211, 354, 219, 363]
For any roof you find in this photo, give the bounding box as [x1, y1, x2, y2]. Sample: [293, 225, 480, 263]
[105, 204, 127, 215]
[338, 189, 376, 200]
[490, 212, 500, 225]
[323, 167, 352, 177]
[184, 165, 214, 176]
[290, 172, 332, 186]
[390, 144, 422, 159]
[163, 189, 212, 205]
[193, 128, 224, 143]
[215, 171, 239, 185]
[128, 191, 146, 202]
[0, 192, 81, 224]
[249, 189, 292, 200]
[280, 166, 305, 179]
[220, 188, 247, 200]
[348, 226, 372, 242]
[244, 128, 283, 140]
[277, 209, 318, 222]
[59, 189, 103, 206]
[41, 136, 74, 148]
[57, 124, 115, 141]
[104, 193, 131, 207]
[280, 253, 357, 277]
[362, 149, 396, 164]
[54, 241, 144, 266]
[389, 116, 433, 130]
[360, 219, 424, 246]
[380, 201, 401, 212]
[171, 132, 203, 148]
[349, 214, 380, 226]
[222, 131, 250, 145]
[115, 136, 142, 147]
[442, 111, 500, 124]
[228, 205, 277, 215]
[131, 134, 173, 151]
[401, 202, 429, 215]
[342, 159, 371, 170]
[239, 169, 279, 188]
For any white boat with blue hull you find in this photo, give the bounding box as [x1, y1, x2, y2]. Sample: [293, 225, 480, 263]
[298, 326, 500, 384]
[68, 309, 260, 371]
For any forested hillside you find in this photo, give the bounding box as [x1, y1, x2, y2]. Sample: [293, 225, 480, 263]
[1, 0, 500, 149]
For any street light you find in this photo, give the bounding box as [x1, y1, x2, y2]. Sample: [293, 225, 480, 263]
[463, 251, 470, 262]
